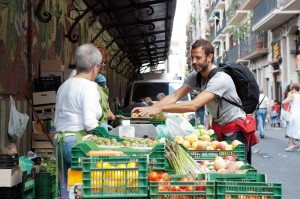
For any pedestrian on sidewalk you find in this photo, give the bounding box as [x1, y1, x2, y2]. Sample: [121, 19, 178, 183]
[270, 100, 280, 127]
[256, 88, 270, 138]
[282, 84, 300, 152]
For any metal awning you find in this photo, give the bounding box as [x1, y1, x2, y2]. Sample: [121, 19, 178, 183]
[36, 0, 177, 80]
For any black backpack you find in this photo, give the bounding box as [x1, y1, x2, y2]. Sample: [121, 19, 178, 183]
[196, 62, 259, 114]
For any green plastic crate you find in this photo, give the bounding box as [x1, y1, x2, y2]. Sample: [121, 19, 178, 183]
[93, 126, 122, 141]
[149, 174, 215, 199]
[183, 144, 246, 161]
[71, 140, 100, 169]
[82, 156, 148, 198]
[207, 173, 266, 182]
[216, 181, 282, 199]
[35, 173, 56, 198]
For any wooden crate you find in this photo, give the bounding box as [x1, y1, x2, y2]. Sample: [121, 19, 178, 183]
[32, 104, 55, 121]
[32, 132, 55, 157]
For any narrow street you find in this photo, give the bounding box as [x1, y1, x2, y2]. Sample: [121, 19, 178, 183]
[252, 126, 300, 199]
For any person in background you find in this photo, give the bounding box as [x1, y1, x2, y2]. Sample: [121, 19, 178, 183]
[133, 39, 258, 164]
[143, 97, 154, 106]
[282, 84, 300, 152]
[156, 92, 166, 101]
[195, 106, 206, 125]
[121, 98, 148, 113]
[270, 100, 280, 128]
[255, 89, 269, 138]
[282, 84, 293, 128]
[54, 44, 103, 198]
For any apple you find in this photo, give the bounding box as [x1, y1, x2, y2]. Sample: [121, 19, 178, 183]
[182, 140, 191, 149]
[231, 140, 243, 149]
[191, 141, 199, 150]
[201, 135, 211, 142]
[211, 141, 219, 150]
[216, 142, 226, 150]
[174, 136, 184, 144]
[197, 125, 205, 129]
[206, 145, 214, 150]
[197, 141, 208, 150]
[225, 145, 233, 150]
[199, 129, 209, 136]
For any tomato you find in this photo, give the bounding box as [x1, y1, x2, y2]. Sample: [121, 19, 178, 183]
[158, 185, 169, 192]
[195, 180, 206, 191]
[186, 176, 195, 182]
[148, 171, 159, 181]
[160, 172, 170, 181]
[184, 186, 194, 192]
[170, 185, 181, 192]
[179, 177, 189, 189]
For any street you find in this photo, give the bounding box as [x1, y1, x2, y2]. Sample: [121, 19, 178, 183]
[252, 126, 300, 199]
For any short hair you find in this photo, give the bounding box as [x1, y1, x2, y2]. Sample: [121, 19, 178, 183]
[291, 84, 300, 91]
[192, 39, 214, 62]
[75, 44, 102, 73]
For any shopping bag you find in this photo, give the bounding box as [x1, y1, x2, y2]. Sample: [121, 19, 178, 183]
[281, 108, 291, 122]
[8, 95, 29, 142]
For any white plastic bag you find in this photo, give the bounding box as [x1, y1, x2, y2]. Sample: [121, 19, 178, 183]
[166, 114, 195, 139]
[8, 95, 29, 142]
[281, 108, 291, 122]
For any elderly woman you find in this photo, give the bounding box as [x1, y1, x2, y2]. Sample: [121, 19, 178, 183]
[54, 44, 103, 198]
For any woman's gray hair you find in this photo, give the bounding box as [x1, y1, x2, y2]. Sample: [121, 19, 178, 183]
[75, 44, 102, 73]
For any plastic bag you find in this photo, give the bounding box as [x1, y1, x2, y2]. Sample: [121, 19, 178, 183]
[166, 114, 195, 139]
[281, 108, 291, 122]
[8, 95, 29, 142]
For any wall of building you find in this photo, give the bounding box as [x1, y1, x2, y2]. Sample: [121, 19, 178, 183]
[0, 0, 129, 154]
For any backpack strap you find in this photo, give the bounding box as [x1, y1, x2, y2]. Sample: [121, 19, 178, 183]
[198, 67, 244, 119]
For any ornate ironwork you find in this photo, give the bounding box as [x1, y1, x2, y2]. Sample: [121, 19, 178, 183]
[35, 0, 52, 23]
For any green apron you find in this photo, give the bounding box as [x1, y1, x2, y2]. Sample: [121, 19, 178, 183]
[98, 87, 109, 124]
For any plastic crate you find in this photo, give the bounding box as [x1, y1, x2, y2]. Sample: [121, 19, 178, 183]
[0, 154, 19, 169]
[35, 172, 56, 198]
[216, 181, 282, 199]
[82, 156, 148, 198]
[149, 174, 215, 199]
[183, 144, 246, 161]
[0, 183, 22, 198]
[207, 172, 266, 182]
[149, 143, 167, 171]
[93, 126, 122, 141]
[34, 76, 61, 92]
[71, 140, 100, 169]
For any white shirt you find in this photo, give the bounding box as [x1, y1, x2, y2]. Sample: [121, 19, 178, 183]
[258, 93, 269, 109]
[55, 77, 102, 132]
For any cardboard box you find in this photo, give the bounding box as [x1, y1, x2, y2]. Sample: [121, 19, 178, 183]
[32, 91, 56, 105]
[40, 59, 64, 72]
[0, 166, 23, 187]
[40, 71, 64, 84]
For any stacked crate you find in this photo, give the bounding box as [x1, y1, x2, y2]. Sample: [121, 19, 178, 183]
[0, 154, 23, 198]
[31, 91, 56, 157]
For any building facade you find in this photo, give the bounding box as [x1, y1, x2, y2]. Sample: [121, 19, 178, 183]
[188, 0, 300, 102]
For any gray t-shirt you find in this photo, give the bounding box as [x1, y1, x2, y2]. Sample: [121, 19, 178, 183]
[183, 68, 245, 125]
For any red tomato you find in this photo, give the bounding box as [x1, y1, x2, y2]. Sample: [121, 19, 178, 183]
[179, 177, 189, 189]
[184, 186, 194, 192]
[195, 180, 206, 191]
[170, 185, 181, 192]
[160, 172, 170, 181]
[158, 185, 169, 192]
[148, 171, 159, 181]
[186, 176, 195, 182]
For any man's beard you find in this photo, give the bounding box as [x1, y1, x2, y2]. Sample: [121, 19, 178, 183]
[194, 58, 209, 72]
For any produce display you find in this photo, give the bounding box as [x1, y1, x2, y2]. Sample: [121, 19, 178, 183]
[90, 135, 158, 147]
[165, 142, 207, 175]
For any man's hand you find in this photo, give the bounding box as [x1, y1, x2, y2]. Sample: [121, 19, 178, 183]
[132, 106, 161, 117]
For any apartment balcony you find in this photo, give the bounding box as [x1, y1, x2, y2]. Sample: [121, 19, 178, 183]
[227, 1, 250, 25]
[214, 17, 227, 41]
[215, 0, 225, 10]
[208, 1, 217, 18]
[211, 26, 217, 41]
[278, 0, 300, 10]
[253, 0, 300, 31]
[227, 44, 240, 62]
[239, 32, 268, 60]
[238, 0, 260, 10]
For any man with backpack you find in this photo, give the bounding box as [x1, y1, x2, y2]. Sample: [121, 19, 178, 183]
[132, 39, 259, 164]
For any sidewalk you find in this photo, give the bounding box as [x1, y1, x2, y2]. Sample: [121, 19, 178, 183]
[252, 126, 300, 199]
